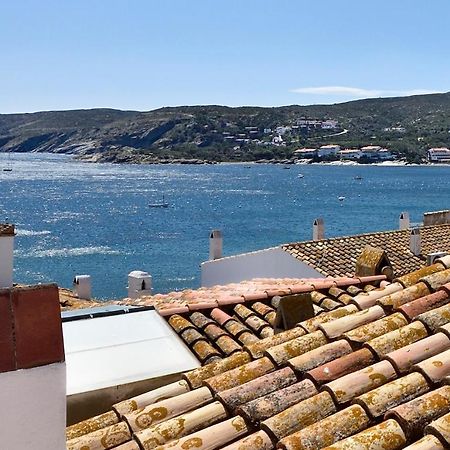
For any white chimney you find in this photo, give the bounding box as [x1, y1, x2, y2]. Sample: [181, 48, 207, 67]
[410, 227, 421, 256]
[209, 229, 223, 260]
[73, 275, 92, 300]
[313, 218, 324, 241]
[399, 211, 410, 230]
[0, 224, 15, 288]
[128, 271, 152, 299]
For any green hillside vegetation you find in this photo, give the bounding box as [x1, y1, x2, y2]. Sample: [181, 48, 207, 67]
[1, 92, 449, 163]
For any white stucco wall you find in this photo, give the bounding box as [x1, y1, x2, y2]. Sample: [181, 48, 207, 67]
[0, 235, 14, 288]
[0, 362, 66, 450]
[201, 246, 324, 287]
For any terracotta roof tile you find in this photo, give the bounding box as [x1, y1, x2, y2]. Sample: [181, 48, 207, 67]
[385, 332, 450, 374]
[413, 349, 450, 384]
[323, 360, 397, 405]
[261, 391, 336, 441]
[322, 419, 407, 450]
[403, 434, 446, 450]
[283, 224, 450, 279]
[385, 386, 450, 440]
[424, 412, 450, 447]
[236, 379, 317, 428]
[354, 372, 430, 419]
[364, 321, 429, 359]
[277, 404, 370, 450]
[306, 348, 375, 386]
[399, 290, 449, 320]
[288, 340, 353, 375]
[67, 264, 450, 450]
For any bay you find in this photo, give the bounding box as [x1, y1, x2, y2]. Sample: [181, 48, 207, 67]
[1, 153, 449, 299]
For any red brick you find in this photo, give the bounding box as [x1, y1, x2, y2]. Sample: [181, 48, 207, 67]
[12, 284, 64, 369]
[0, 289, 15, 372]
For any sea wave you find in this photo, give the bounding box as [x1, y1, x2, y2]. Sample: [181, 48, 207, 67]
[17, 246, 121, 258]
[16, 229, 52, 236]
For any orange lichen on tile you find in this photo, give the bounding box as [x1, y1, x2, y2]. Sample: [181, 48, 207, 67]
[384, 332, 450, 374]
[216, 367, 296, 413]
[377, 282, 430, 310]
[424, 411, 450, 446]
[288, 340, 353, 374]
[399, 290, 449, 320]
[306, 348, 375, 385]
[124, 386, 213, 433]
[261, 391, 337, 441]
[385, 386, 450, 440]
[66, 410, 120, 441]
[364, 321, 429, 359]
[354, 372, 430, 419]
[133, 401, 227, 450]
[402, 434, 446, 450]
[343, 312, 409, 347]
[183, 351, 252, 389]
[236, 379, 318, 427]
[203, 357, 276, 393]
[299, 305, 359, 333]
[319, 305, 385, 339]
[323, 360, 397, 404]
[322, 419, 406, 450]
[113, 380, 190, 416]
[278, 404, 370, 450]
[413, 348, 450, 384]
[155, 416, 249, 450]
[417, 303, 450, 333]
[351, 282, 404, 310]
[395, 263, 445, 288]
[265, 330, 328, 365]
[66, 421, 131, 450]
[220, 430, 274, 450]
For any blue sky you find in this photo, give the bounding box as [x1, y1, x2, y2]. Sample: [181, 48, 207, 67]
[1, 0, 449, 113]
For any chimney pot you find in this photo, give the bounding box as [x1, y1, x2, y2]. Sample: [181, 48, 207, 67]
[73, 275, 92, 300]
[0, 223, 15, 288]
[209, 229, 223, 260]
[127, 271, 152, 299]
[410, 227, 421, 256]
[399, 211, 410, 230]
[313, 218, 324, 241]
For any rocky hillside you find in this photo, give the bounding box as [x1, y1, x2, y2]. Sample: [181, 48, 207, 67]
[1, 92, 450, 163]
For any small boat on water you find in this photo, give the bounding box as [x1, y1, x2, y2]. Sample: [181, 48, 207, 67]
[149, 195, 169, 208]
[354, 176, 363, 180]
[338, 196, 346, 201]
[297, 173, 304, 178]
[2, 168, 12, 172]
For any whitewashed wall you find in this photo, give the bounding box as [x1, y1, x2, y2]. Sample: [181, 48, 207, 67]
[0, 362, 66, 450]
[201, 246, 324, 287]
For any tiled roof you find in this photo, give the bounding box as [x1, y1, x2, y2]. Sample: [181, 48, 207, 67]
[66, 254, 450, 449]
[282, 223, 450, 278]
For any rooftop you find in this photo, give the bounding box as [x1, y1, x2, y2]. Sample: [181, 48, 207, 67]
[66, 254, 450, 449]
[283, 223, 450, 278]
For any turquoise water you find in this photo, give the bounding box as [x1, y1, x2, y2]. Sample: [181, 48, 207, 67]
[1, 153, 450, 299]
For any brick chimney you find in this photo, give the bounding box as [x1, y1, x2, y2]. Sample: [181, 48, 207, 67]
[0, 223, 15, 288]
[0, 284, 66, 449]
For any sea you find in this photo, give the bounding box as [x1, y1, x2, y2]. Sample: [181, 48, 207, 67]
[1, 152, 450, 299]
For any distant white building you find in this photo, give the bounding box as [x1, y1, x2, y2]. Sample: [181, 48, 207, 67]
[428, 147, 450, 162]
[339, 149, 363, 160]
[360, 146, 393, 160]
[321, 120, 339, 129]
[318, 144, 340, 157]
[293, 148, 316, 158]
